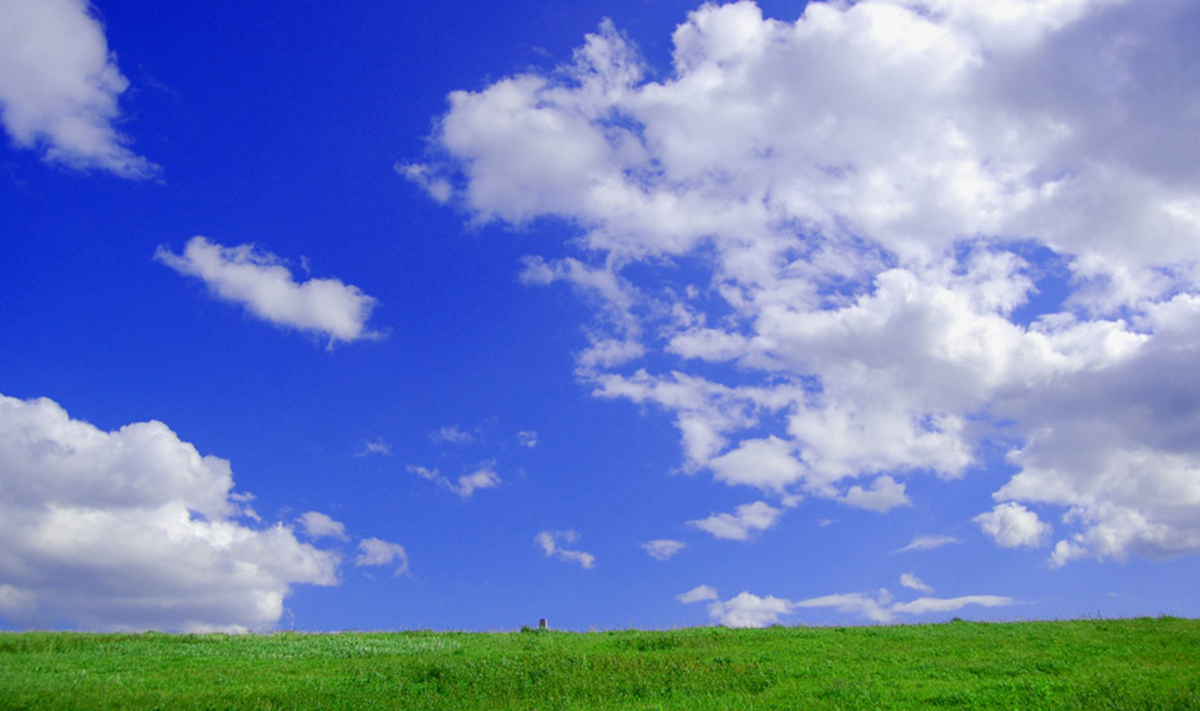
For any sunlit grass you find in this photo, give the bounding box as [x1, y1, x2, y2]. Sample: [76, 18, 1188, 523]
[1, 618, 1197, 710]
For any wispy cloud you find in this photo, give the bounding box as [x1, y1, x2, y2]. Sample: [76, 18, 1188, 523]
[354, 538, 409, 576]
[407, 464, 500, 499]
[900, 573, 934, 595]
[684, 584, 1013, 627]
[642, 539, 685, 561]
[357, 438, 392, 457]
[430, 424, 476, 445]
[896, 535, 961, 554]
[535, 530, 595, 569]
[795, 591, 1013, 625]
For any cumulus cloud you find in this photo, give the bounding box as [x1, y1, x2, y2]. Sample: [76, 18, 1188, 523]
[412, 0, 1200, 565]
[707, 592, 795, 628]
[0, 0, 158, 177]
[707, 436, 805, 493]
[517, 430, 539, 448]
[354, 538, 409, 576]
[684, 585, 1012, 626]
[678, 586, 791, 627]
[642, 539, 685, 561]
[974, 502, 1052, 549]
[535, 530, 596, 569]
[0, 392, 339, 632]
[156, 237, 379, 345]
[839, 475, 911, 513]
[298, 511, 348, 541]
[688, 501, 782, 541]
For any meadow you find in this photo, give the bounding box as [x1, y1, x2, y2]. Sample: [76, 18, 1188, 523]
[1, 618, 1197, 710]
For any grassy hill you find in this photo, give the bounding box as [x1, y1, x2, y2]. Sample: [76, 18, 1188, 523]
[1, 617, 1197, 710]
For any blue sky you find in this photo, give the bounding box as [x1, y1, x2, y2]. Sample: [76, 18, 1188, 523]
[3, 0, 1200, 632]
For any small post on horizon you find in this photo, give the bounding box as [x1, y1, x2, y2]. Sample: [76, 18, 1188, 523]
[539, 618, 548, 630]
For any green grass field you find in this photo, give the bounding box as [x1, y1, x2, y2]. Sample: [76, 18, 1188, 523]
[1, 618, 1197, 710]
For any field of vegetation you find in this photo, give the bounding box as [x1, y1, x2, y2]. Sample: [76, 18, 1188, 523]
[1, 617, 1197, 710]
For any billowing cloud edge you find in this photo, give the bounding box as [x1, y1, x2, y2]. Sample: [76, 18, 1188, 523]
[409, 0, 1200, 567]
[0, 392, 344, 632]
[0, 0, 159, 177]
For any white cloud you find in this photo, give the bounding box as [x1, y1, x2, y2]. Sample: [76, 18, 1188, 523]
[517, 430, 539, 448]
[900, 573, 934, 595]
[685, 583, 1014, 626]
[642, 539, 685, 561]
[707, 436, 805, 493]
[407, 463, 500, 499]
[839, 475, 911, 513]
[793, 593, 894, 624]
[0, 0, 158, 177]
[896, 534, 961, 553]
[974, 502, 1052, 548]
[298, 511, 348, 541]
[793, 589, 1013, 624]
[706, 591, 795, 628]
[357, 438, 391, 457]
[679, 584, 794, 628]
[890, 595, 1014, 617]
[0, 392, 339, 632]
[993, 312, 1200, 563]
[688, 501, 782, 541]
[1049, 539, 1089, 568]
[414, 0, 1200, 565]
[519, 255, 647, 370]
[430, 424, 475, 445]
[455, 466, 501, 498]
[590, 370, 801, 475]
[396, 162, 452, 203]
[535, 530, 596, 569]
[408, 465, 441, 483]
[354, 538, 409, 576]
[677, 584, 718, 604]
[156, 237, 379, 345]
